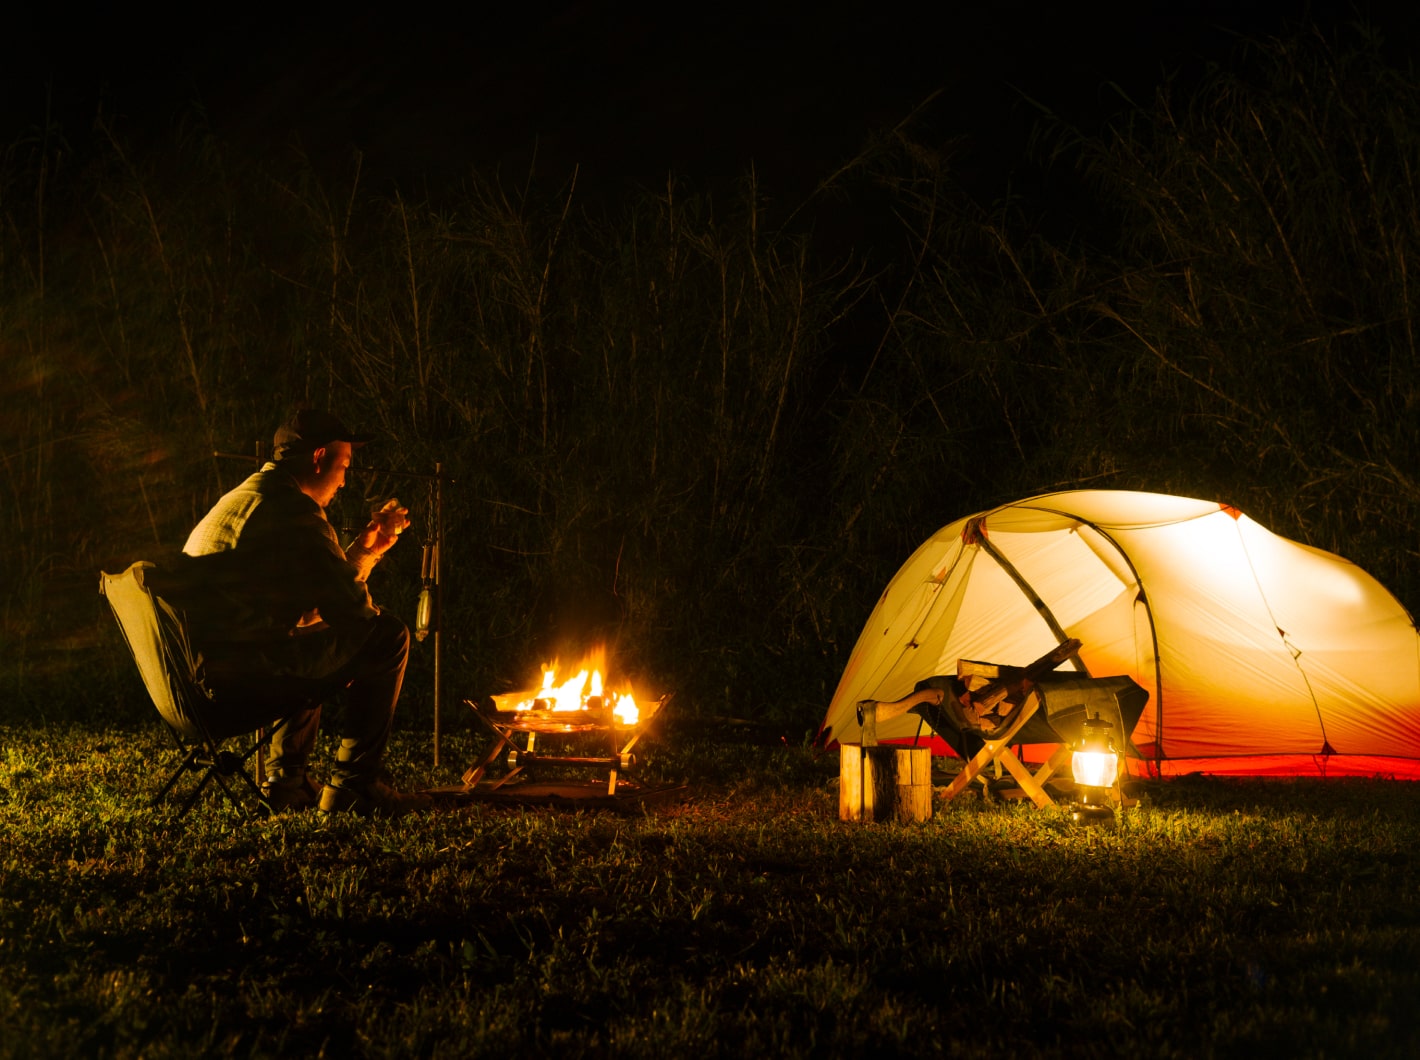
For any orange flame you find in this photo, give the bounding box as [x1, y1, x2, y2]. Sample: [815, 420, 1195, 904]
[512, 651, 640, 724]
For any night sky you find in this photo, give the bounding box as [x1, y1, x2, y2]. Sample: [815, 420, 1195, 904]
[10, 3, 1418, 205]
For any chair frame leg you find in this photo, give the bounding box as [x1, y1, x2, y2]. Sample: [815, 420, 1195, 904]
[940, 694, 1061, 809]
[153, 723, 285, 821]
[151, 747, 203, 809]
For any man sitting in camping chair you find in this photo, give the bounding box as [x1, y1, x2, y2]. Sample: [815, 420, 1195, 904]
[163, 408, 428, 817]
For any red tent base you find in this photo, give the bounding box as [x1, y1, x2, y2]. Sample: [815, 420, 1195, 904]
[855, 737, 1420, 780]
[1123, 754, 1420, 780]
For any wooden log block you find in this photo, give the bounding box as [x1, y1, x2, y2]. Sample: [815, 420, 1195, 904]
[893, 745, 934, 822]
[839, 743, 869, 821]
[839, 745, 933, 823]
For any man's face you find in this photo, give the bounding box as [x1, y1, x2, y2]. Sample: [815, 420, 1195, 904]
[307, 441, 353, 509]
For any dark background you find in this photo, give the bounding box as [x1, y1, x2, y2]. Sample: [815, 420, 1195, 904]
[10, 1, 1420, 721]
[10, 3, 1415, 204]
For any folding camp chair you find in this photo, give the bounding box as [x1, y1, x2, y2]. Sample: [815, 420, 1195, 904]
[99, 560, 293, 819]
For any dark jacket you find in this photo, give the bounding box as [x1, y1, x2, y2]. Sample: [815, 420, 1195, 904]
[175, 462, 378, 648]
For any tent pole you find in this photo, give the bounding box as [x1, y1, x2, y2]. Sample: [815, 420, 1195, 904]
[1137, 588, 1165, 776]
[970, 529, 1088, 674]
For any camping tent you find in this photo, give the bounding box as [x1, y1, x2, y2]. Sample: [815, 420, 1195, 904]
[819, 490, 1420, 778]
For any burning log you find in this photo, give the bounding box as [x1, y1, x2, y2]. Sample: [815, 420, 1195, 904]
[497, 656, 643, 725]
[463, 652, 667, 795]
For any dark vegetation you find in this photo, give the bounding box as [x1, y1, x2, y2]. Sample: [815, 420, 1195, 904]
[5, 25, 1420, 727]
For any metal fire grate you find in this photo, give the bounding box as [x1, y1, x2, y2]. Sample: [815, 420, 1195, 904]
[457, 693, 672, 797]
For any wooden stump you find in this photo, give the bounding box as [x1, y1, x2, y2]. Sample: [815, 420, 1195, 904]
[839, 745, 933, 823]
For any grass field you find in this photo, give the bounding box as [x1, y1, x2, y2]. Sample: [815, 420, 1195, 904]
[1, 718, 1416, 1058]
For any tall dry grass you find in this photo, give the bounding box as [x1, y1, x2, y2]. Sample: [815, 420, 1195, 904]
[877, 23, 1420, 607]
[4, 20, 1418, 729]
[0, 124, 873, 723]
[1072, 26, 1420, 602]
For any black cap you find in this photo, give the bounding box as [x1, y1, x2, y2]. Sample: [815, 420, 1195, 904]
[272, 408, 374, 460]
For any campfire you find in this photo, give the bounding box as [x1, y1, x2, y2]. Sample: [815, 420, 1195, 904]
[463, 647, 670, 796]
[490, 649, 653, 728]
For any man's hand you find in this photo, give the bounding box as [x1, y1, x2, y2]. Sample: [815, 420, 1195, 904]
[356, 499, 411, 558]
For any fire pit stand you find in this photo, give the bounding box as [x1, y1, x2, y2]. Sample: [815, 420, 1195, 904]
[459, 694, 670, 796]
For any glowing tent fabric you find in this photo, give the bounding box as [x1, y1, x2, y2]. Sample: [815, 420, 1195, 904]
[819, 490, 1420, 778]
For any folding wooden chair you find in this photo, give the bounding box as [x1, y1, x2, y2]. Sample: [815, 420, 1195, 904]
[915, 656, 1147, 809]
[99, 560, 291, 819]
[860, 640, 1147, 809]
[921, 668, 1071, 809]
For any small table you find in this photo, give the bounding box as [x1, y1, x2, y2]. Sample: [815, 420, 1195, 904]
[460, 695, 669, 795]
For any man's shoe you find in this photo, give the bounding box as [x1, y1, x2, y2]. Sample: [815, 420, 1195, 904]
[261, 773, 320, 812]
[319, 775, 432, 818]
